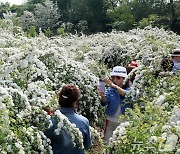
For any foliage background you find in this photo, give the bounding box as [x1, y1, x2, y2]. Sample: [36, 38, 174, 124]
[0, 0, 180, 35]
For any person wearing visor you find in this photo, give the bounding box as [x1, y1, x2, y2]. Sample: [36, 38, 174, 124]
[99, 66, 132, 144]
[126, 60, 138, 87]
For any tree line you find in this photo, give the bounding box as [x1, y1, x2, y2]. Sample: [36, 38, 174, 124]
[0, 0, 180, 36]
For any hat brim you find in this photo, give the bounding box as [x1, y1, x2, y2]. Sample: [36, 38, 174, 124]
[110, 72, 127, 78]
[171, 54, 180, 57]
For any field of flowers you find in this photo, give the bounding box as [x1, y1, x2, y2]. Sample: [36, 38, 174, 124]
[0, 19, 179, 153]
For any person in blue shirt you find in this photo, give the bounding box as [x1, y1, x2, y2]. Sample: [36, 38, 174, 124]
[99, 66, 132, 144]
[171, 49, 180, 73]
[45, 84, 92, 154]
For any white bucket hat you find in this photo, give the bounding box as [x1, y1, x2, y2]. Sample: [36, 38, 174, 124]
[110, 66, 127, 78]
[171, 49, 180, 57]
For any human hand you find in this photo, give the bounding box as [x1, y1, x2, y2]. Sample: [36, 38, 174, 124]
[104, 77, 114, 87]
[98, 89, 105, 97]
[104, 77, 117, 89]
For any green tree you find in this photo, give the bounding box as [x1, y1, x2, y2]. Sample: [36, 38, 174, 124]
[107, 0, 135, 31]
[130, 0, 155, 22]
[86, 0, 107, 32]
[20, 11, 36, 31]
[52, 0, 71, 22]
[26, 25, 37, 37]
[25, 0, 46, 12]
[20, 0, 61, 33]
[69, 0, 88, 24]
[34, 0, 61, 30]
[169, 0, 180, 34]
[106, 0, 180, 33]
[68, 0, 107, 33]
[0, 2, 10, 18]
[10, 4, 27, 17]
[138, 14, 159, 29]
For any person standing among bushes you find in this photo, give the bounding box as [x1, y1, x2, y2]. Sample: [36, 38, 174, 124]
[45, 84, 92, 154]
[171, 49, 180, 73]
[126, 60, 138, 87]
[126, 60, 138, 74]
[99, 66, 132, 144]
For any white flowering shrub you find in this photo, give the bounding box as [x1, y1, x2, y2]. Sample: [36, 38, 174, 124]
[0, 82, 52, 153]
[99, 27, 180, 68]
[34, 0, 61, 30]
[0, 18, 180, 153]
[20, 11, 36, 31]
[0, 18, 105, 153]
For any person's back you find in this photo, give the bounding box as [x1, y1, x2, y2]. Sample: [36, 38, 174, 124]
[45, 84, 92, 154]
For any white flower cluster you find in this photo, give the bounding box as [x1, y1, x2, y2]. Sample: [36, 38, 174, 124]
[109, 122, 130, 147]
[155, 93, 168, 106]
[0, 83, 53, 153]
[158, 106, 180, 152]
[90, 126, 104, 145]
[124, 65, 146, 104]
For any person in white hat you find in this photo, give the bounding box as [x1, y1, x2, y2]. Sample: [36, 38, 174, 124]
[171, 49, 180, 73]
[98, 66, 132, 144]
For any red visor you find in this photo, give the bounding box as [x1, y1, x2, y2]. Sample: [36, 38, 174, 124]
[128, 61, 138, 68]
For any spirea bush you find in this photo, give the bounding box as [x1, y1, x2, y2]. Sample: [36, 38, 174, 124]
[99, 27, 180, 68]
[0, 18, 179, 153]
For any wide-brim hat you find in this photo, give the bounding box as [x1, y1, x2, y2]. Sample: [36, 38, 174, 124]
[110, 66, 127, 77]
[171, 49, 180, 57]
